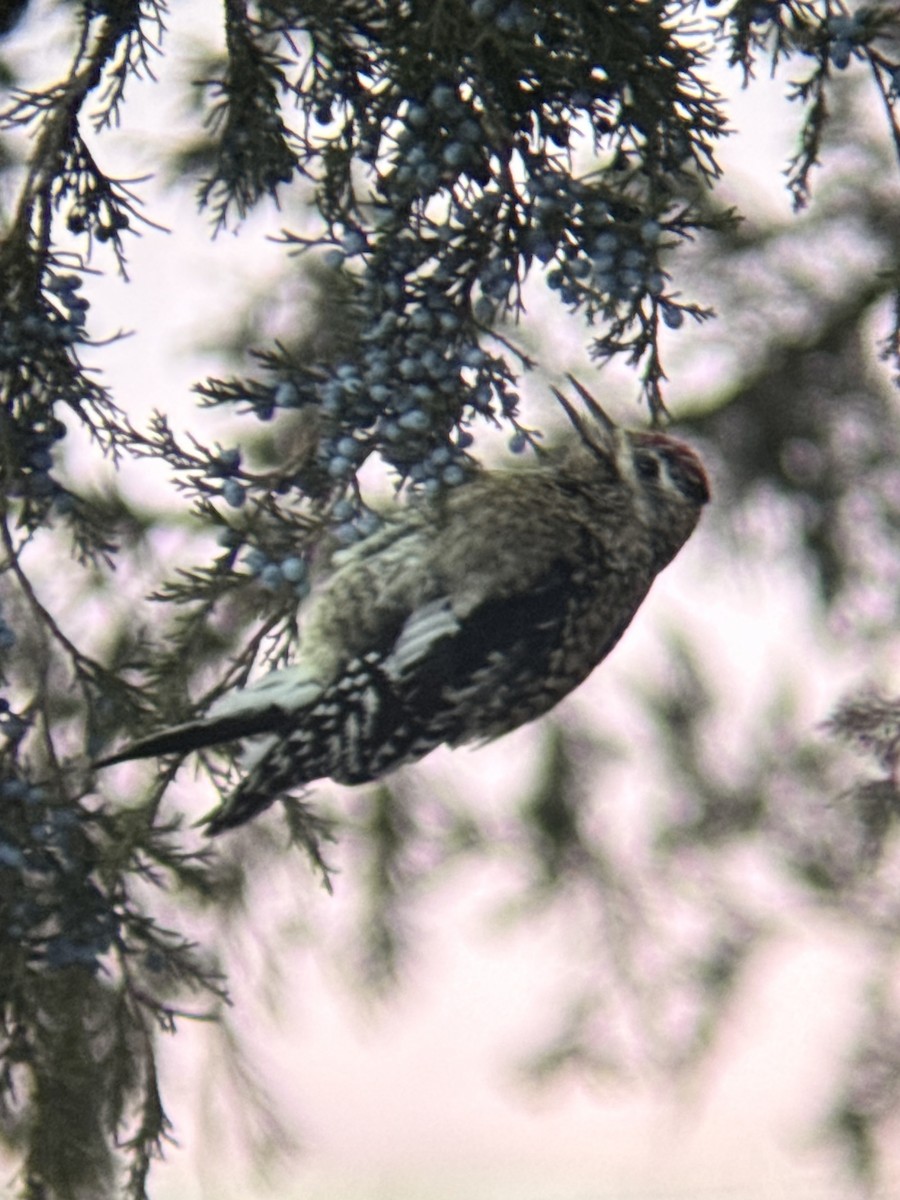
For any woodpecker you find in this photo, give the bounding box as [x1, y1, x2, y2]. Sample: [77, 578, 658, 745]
[96, 381, 709, 833]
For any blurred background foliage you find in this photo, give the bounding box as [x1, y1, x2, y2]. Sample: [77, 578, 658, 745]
[3, 1, 900, 1197]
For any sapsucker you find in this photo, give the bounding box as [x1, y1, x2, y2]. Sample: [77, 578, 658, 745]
[96, 382, 709, 833]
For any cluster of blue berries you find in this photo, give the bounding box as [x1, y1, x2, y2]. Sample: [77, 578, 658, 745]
[523, 169, 685, 325]
[0, 777, 117, 973]
[0, 274, 89, 365]
[277, 82, 527, 489]
[0, 273, 87, 514]
[209, 446, 245, 509]
[201, 249, 507, 494]
[204, 442, 316, 594]
[325, 497, 382, 547]
[314, 294, 484, 489]
[207, 442, 313, 592]
[299, 211, 508, 488]
[740, 3, 898, 87]
[311, 64, 692, 462]
[5, 411, 69, 505]
[240, 545, 311, 596]
[197, 1, 721, 491]
[46, 271, 90, 333]
[383, 83, 489, 202]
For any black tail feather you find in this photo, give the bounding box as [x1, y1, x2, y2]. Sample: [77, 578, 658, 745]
[92, 707, 290, 768]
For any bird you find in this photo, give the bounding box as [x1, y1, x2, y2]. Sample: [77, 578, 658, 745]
[95, 380, 709, 833]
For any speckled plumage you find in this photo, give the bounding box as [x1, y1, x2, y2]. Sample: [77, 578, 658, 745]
[96, 385, 709, 833]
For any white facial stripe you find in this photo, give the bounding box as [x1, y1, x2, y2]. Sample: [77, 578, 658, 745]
[614, 429, 640, 488]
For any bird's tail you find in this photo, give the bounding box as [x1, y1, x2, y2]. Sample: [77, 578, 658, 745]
[93, 665, 325, 769]
[92, 708, 290, 768]
[94, 665, 327, 833]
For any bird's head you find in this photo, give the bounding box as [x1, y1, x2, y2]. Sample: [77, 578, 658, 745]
[552, 376, 710, 509]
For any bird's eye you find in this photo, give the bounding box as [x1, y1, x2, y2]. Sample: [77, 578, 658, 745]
[665, 451, 710, 505]
[634, 452, 660, 482]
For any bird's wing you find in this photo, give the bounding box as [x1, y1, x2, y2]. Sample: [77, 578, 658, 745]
[381, 597, 461, 683]
[379, 559, 580, 736]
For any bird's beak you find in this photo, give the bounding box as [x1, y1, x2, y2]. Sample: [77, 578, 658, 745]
[551, 377, 619, 463]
